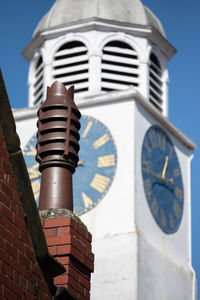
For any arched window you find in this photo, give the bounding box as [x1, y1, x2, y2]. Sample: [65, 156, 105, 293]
[52, 41, 89, 94]
[101, 41, 139, 92]
[33, 56, 44, 106]
[149, 53, 163, 111]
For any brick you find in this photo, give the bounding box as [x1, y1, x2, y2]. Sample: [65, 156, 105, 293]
[48, 246, 57, 256]
[17, 205, 24, 218]
[58, 226, 92, 251]
[44, 217, 75, 229]
[18, 252, 32, 270]
[31, 261, 40, 276]
[19, 230, 31, 246]
[0, 168, 6, 181]
[0, 271, 22, 297]
[22, 290, 35, 300]
[0, 146, 9, 160]
[67, 276, 86, 296]
[0, 212, 20, 238]
[39, 291, 51, 300]
[14, 271, 21, 285]
[24, 268, 36, 283]
[57, 244, 71, 256]
[79, 274, 91, 290]
[0, 224, 13, 244]
[79, 295, 90, 300]
[6, 174, 16, 190]
[75, 222, 88, 239]
[4, 286, 17, 300]
[13, 192, 20, 204]
[46, 235, 71, 246]
[14, 214, 27, 232]
[39, 275, 52, 294]
[26, 279, 35, 294]
[54, 274, 68, 285]
[11, 233, 25, 253]
[80, 254, 94, 272]
[1, 261, 14, 280]
[3, 160, 12, 175]
[25, 245, 35, 261]
[10, 198, 19, 212]
[0, 202, 14, 222]
[64, 256, 91, 281]
[43, 227, 57, 237]
[0, 190, 10, 208]
[56, 256, 70, 265]
[5, 240, 18, 258]
[1, 181, 15, 200]
[0, 247, 11, 266]
[10, 257, 25, 276]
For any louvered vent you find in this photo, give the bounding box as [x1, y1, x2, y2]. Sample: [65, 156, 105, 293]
[33, 56, 44, 106]
[149, 54, 163, 111]
[101, 41, 139, 92]
[52, 41, 89, 95]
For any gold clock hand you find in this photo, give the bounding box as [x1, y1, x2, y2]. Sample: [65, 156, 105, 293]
[161, 156, 169, 179]
[143, 167, 173, 183]
[28, 163, 40, 179]
[77, 160, 84, 166]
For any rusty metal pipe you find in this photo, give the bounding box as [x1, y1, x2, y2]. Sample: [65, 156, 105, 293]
[39, 167, 73, 210]
[36, 81, 81, 210]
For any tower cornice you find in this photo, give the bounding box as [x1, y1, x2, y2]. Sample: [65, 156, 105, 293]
[22, 18, 176, 62]
[13, 88, 196, 151]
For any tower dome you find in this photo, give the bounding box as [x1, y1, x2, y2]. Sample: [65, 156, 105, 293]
[34, 0, 165, 37]
[24, 0, 176, 116]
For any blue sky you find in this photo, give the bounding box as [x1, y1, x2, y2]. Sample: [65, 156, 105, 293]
[1, 0, 200, 297]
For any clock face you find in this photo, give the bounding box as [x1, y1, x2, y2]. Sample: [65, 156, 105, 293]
[23, 115, 117, 216]
[141, 125, 184, 234]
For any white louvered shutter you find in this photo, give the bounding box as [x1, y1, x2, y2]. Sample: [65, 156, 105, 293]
[33, 56, 44, 106]
[101, 41, 139, 92]
[52, 41, 89, 96]
[149, 54, 163, 112]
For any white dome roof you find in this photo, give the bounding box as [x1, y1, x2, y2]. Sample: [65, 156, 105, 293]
[34, 0, 165, 36]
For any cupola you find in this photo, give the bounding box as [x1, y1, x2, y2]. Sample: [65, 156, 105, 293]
[23, 0, 176, 116]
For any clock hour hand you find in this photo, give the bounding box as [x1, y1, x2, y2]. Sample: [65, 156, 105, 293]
[143, 167, 173, 183]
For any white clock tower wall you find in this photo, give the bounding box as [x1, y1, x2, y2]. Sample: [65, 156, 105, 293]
[80, 99, 136, 238]
[134, 102, 195, 299]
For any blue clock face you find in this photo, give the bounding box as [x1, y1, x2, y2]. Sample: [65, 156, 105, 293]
[141, 125, 184, 234]
[23, 115, 117, 216]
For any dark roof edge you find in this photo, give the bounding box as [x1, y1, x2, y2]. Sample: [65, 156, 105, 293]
[0, 69, 65, 278]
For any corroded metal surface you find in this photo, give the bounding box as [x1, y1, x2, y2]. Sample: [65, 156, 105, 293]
[36, 81, 81, 210]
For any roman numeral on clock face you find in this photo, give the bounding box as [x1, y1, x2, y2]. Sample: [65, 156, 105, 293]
[90, 173, 110, 193]
[98, 154, 115, 167]
[31, 179, 40, 201]
[82, 192, 93, 208]
[82, 121, 92, 138]
[93, 134, 110, 149]
[173, 200, 182, 220]
[143, 179, 152, 200]
[173, 168, 181, 178]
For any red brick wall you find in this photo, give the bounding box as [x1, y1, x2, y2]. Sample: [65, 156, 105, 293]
[0, 127, 51, 300]
[42, 216, 94, 300]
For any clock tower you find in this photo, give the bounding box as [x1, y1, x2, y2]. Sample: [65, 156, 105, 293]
[14, 0, 196, 299]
